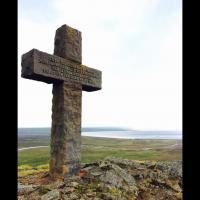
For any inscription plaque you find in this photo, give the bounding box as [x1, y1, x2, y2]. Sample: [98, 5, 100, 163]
[22, 49, 101, 91]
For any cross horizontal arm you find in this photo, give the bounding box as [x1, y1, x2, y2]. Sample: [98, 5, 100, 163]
[21, 49, 102, 92]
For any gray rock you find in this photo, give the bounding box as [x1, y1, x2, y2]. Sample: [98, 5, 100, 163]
[91, 171, 103, 176]
[171, 183, 182, 192]
[156, 161, 182, 179]
[69, 193, 79, 200]
[100, 192, 117, 200]
[104, 157, 144, 170]
[41, 189, 60, 200]
[100, 169, 124, 188]
[64, 187, 75, 194]
[18, 184, 38, 195]
[99, 161, 137, 192]
[71, 182, 79, 187]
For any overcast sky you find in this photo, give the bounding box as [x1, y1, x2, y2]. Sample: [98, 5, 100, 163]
[18, 0, 182, 131]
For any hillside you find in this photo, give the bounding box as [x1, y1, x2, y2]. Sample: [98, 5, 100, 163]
[18, 157, 182, 200]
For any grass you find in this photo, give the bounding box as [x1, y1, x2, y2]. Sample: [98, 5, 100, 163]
[18, 148, 160, 167]
[18, 136, 182, 169]
[81, 149, 160, 163]
[18, 135, 50, 148]
[18, 164, 49, 177]
[18, 147, 50, 167]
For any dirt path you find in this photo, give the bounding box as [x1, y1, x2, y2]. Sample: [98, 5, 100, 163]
[18, 146, 49, 151]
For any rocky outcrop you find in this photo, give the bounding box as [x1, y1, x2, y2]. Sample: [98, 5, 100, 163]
[18, 157, 182, 200]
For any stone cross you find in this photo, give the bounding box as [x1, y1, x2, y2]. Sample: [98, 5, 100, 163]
[21, 24, 102, 178]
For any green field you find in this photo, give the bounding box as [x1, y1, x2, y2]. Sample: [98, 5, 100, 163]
[18, 136, 182, 167]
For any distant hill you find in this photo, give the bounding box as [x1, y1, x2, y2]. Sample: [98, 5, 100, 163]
[18, 127, 181, 138]
[18, 127, 132, 136]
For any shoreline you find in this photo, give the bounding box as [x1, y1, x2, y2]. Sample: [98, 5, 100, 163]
[82, 135, 182, 140]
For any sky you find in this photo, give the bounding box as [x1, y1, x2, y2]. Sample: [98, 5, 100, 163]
[18, 0, 182, 131]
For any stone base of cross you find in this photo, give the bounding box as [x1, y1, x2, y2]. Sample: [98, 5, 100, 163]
[21, 25, 102, 178]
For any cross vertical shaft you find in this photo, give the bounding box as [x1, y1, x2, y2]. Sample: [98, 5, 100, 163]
[50, 82, 82, 177]
[49, 25, 82, 177]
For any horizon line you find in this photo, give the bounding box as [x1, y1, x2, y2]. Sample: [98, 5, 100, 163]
[18, 126, 182, 132]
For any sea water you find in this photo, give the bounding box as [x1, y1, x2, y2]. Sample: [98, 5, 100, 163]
[82, 131, 182, 140]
